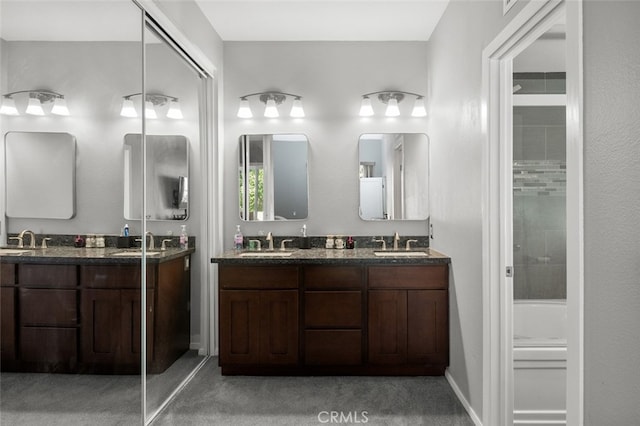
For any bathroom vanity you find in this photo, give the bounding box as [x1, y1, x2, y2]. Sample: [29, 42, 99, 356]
[213, 248, 450, 376]
[0, 247, 193, 374]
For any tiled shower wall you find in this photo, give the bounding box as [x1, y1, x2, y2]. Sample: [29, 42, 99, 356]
[513, 73, 566, 300]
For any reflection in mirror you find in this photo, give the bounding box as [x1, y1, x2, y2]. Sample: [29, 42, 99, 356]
[359, 133, 429, 220]
[124, 134, 189, 221]
[5, 132, 76, 219]
[239, 134, 309, 221]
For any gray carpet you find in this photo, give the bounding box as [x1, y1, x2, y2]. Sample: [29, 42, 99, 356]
[1, 356, 474, 425]
[0, 350, 206, 426]
[152, 358, 474, 426]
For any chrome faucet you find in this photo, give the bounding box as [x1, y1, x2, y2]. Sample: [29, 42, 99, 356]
[249, 239, 262, 251]
[405, 239, 418, 250]
[266, 232, 274, 251]
[161, 239, 172, 251]
[373, 237, 386, 251]
[12, 229, 36, 249]
[393, 232, 400, 250]
[136, 231, 155, 250]
[280, 239, 293, 251]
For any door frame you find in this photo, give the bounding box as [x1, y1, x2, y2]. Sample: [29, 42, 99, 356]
[481, 0, 584, 424]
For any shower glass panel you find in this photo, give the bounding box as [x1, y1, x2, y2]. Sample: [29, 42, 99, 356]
[0, 1, 143, 424]
[512, 83, 567, 300]
[143, 21, 207, 423]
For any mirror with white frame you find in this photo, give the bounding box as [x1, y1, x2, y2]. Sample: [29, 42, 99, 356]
[358, 133, 429, 220]
[238, 134, 309, 221]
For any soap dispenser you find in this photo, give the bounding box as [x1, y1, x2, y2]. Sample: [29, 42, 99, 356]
[300, 224, 311, 249]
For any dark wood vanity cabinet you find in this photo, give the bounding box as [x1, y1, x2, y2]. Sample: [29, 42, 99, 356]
[80, 264, 156, 373]
[0, 254, 190, 374]
[303, 265, 363, 366]
[219, 266, 299, 371]
[17, 264, 79, 372]
[218, 261, 449, 376]
[368, 265, 449, 373]
[0, 262, 17, 365]
[81, 257, 189, 374]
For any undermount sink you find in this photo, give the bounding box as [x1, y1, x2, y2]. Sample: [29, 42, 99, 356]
[374, 251, 429, 257]
[0, 248, 32, 256]
[111, 250, 162, 257]
[239, 251, 294, 257]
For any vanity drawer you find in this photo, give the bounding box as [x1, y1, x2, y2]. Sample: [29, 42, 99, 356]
[304, 266, 363, 290]
[304, 291, 362, 328]
[19, 264, 77, 288]
[80, 265, 156, 289]
[20, 327, 77, 366]
[305, 330, 362, 365]
[1, 263, 16, 285]
[368, 265, 448, 290]
[220, 265, 299, 289]
[19, 288, 78, 326]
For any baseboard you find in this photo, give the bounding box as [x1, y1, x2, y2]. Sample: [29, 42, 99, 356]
[445, 368, 483, 426]
[514, 409, 566, 425]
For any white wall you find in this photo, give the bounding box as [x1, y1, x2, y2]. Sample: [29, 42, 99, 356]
[223, 41, 430, 249]
[426, 0, 529, 420]
[583, 1, 640, 423]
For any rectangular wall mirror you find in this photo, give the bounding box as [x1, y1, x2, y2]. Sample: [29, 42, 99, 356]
[359, 133, 429, 220]
[124, 133, 189, 221]
[5, 131, 76, 219]
[239, 134, 309, 221]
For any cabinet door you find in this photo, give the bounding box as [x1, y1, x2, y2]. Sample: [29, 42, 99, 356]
[81, 289, 121, 367]
[407, 290, 448, 365]
[219, 290, 260, 364]
[368, 290, 407, 364]
[260, 290, 298, 365]
[0, 287, 16, 362]
[121, 289, 154, 368]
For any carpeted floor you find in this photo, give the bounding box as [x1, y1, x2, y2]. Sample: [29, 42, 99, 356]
[152, 358, 474, 426]
[1, 356, 474, 425]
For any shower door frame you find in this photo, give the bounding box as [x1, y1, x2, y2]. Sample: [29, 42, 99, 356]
[481, 0, 584, 425]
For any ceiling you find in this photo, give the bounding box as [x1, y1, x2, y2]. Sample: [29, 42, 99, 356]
[194, 0, 450, 41]
[0, 0, 449, 42]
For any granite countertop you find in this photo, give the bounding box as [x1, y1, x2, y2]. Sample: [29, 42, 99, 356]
[0, 246, 195, 265]
[212, 247, 450, 265]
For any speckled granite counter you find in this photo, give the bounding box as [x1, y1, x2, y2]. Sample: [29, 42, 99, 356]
[212, 247, 450, 265]
[0, 246, 195, 265]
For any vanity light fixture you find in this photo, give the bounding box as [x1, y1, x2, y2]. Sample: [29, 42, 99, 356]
[359, 90, 427, 118]
[237, 91, 305, 119]
[120, 93, 183, 120]
[0, 90, 70, 116]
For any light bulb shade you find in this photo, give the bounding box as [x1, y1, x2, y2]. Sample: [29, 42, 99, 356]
[290, 98, 305, 118]
[385, 98, 400, 117]
[51, 97, 70, 116]
[145, 100, 158, 119]
[237, 99, 253, 118]
[166, 100, 183, 119]
[0, 97, 19, 116]
[411, 97, 427, 117]
[25, 97, 45, 116]
[264, 98, 279, 118]
[359, 97, 374, 117]
[120, 98, 137, 117]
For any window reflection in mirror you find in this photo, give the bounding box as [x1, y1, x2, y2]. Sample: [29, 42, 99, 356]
[359, 133, 429, 220]
[124, 134, 189, 221]
[239, 134, 309, 221]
